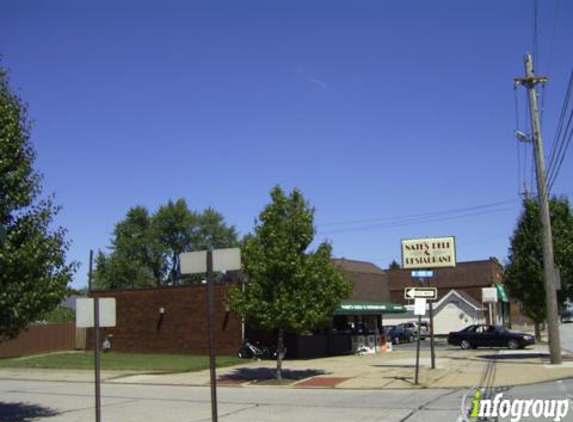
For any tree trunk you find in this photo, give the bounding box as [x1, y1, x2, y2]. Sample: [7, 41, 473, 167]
[276, 328, 284, 381]
[534, 321, 541, 341]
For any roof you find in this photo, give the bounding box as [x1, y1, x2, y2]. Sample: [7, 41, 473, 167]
[332, 258, 385, 275]
[386, 258, 504, 291]
[434, 289, 486, 311]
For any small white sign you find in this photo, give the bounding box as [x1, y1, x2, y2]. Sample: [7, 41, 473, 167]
[404, 287, 438, 300]
[76, 298, 116, 328]
[180, 251, 208, 274]
[482, 287, 498, 303]
[180, 248, 241, 274]
[414, 298, 427, 316]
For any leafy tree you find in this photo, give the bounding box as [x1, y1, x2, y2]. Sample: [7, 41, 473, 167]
[388, 260, 401, 270]
[94, 200, 238, 288]
[94, 206, 164, 289]
[194, 207, 239, 251]
[505, 197, 573, 337]
[0, 66, 76, 340]
[41, 305, 75, 323]
[229, 186, 351, 380]
[152, 199, 197, 284]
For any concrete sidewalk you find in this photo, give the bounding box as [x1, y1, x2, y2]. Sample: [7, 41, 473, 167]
[2, 344, 573, 390]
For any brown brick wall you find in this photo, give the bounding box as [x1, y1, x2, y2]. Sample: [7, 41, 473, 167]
[90, 283, 242, 356]
[387, 259, 503, 304]
[0, 322, 77, 358]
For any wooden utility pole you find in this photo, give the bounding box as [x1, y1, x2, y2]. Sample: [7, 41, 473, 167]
[515, 53, 562, 364]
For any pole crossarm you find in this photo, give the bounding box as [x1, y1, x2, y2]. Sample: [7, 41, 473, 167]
[514, 76, 548, 87]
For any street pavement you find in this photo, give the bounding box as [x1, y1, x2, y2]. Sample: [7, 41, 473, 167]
[1, 378, 572, 422]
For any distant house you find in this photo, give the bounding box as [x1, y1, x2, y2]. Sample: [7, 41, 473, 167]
[383, 289, 487, 335]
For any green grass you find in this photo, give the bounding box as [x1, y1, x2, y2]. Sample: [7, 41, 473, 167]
[0, 352, 243, 372]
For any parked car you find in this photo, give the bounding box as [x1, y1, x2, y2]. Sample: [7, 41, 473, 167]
[560, 310, 573, 323]
[447, 324, 535, 350]
[383, 325, 415, 345]
[398, 321, 429, 338]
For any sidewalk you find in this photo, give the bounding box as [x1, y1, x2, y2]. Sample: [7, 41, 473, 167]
[1, 345, 573, 390]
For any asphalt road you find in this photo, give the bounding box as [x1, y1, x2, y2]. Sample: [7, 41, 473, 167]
[1, 378, 572, 422]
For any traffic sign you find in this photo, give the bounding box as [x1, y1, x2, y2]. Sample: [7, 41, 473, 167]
[404, 287, 438, 300]
[411, 270, 434, 278]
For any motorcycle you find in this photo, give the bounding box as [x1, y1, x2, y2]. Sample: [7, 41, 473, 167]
[236, 340, 271, 359]
[236, 340, 287, 360]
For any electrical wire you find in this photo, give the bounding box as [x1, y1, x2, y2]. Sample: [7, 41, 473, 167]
[318, 202, 518, 235]
[547, 71, 573, 192]
[317, 199, 517, 228]
[547, 71, 572, 178]
[548, 108, 573, 192]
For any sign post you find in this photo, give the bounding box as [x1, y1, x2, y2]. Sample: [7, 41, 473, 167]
[413, 298, 426, 384]
[77, 250, 116, 422]
[180, 248, 241, 422]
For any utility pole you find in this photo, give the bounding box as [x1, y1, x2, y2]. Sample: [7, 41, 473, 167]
[515, 53, 562, 364]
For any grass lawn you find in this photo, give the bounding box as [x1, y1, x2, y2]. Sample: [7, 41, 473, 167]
[0, 352, 243, 372]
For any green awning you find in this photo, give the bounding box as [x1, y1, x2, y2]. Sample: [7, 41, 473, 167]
[334, 301, 407, 315]
[496, 283, 509, 302]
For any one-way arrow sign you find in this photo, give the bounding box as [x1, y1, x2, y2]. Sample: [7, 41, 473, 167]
[404, 287, 438, 300]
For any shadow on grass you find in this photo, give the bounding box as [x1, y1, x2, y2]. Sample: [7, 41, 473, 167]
[0, 402, 58, 421]
[219, 367, 325, 382]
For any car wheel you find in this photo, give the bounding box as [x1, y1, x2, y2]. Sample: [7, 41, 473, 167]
[460, 340, 472, 350]
[507, 339, 519, 350]
[409, 335, 415, 342]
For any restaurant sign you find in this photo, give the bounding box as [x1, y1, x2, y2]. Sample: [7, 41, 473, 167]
[401, 236, 456, 269]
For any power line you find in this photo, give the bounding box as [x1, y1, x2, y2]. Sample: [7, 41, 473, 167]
[318, 203, 518, 235]
[547, 70, 573, 192]
[317, 199, 517, 227]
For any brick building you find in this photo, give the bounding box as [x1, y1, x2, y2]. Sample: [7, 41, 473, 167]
[91, 282, 242, 355]
[387, 258, 504, 305]
[332, 258, 390, 302]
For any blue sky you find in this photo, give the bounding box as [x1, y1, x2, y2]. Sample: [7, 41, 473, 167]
[2, 1, 572, 288]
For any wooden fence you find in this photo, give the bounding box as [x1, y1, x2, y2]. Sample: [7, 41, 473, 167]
[0, 322, 82, 358]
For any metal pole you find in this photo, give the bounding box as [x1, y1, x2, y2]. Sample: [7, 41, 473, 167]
[429, 301, 435, 369]
[207, 249, 218, 422]
[415, 314, 421, 385]
[88, 250, 101, 422]
[518, 53, 562, 364]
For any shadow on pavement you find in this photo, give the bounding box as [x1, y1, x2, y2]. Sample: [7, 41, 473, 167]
[371, 364, 416, 368]
[0, 402, 58, 421]
[219, 367, 325, 382]
[477, 352, 548, 360]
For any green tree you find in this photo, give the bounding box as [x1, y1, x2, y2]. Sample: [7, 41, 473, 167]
[505, 197, 573, 337]
[388, 260, 401, 270]
[0, 66, 76, 340]
[94, 206, 164, 289]
[229, 186, 351, 380]
[152, 199, 198, 284]
[194, 207, 239, 251]
[95, 200, 239, 288]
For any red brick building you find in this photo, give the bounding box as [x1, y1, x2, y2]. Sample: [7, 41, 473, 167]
[91, 283, 242, 355]
[387, 258, 504, 305]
